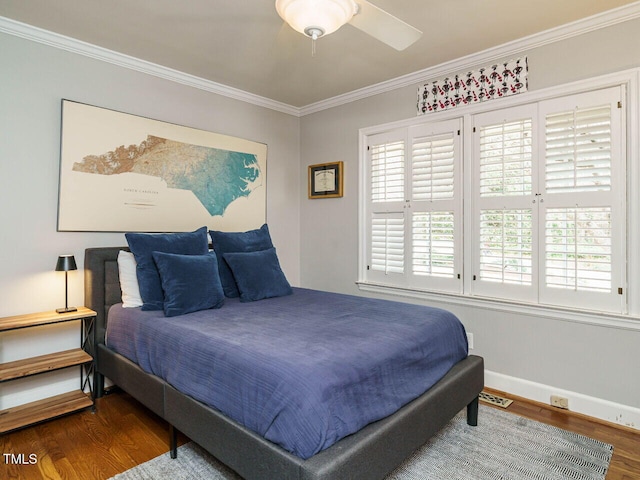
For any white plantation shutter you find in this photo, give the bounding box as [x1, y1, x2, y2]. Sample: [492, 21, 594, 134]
[364, 120, 462, 293]
[371, 140, 405, 203]
[479, 209, 532, 285]
[479, 119, 533, 197]
[412, 211, 455, 277]
[366, 132, 407, 285]
[371, 214, 404, 274]
[412, 133, 455, 201]
[406, 120, 462, 292]
[362, 83, 627, 315]
[545, 105, 612, 193]
[472, 105, 537, 302]
[538, 87, 625, 312]
[544, 207, 611, 292]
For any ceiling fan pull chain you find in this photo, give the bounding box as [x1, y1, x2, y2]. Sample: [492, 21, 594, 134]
[304, 27, 323, 57]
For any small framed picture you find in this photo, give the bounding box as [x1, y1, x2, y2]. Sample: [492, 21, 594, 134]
[308, 161, 344, 199]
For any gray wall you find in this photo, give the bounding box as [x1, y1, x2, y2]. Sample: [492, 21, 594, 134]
[0, 32, 301, 317]
[0, 32, 300, 406]
[299, 19, 640, 411]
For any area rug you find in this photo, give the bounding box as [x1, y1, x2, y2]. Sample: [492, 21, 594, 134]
[110, 405, 613, 480]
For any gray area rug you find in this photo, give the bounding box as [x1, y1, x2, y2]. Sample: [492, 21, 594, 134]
[110, 405, 613, 480]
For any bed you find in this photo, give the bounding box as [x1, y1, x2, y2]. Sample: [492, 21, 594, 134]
[85, 244, 484, 480]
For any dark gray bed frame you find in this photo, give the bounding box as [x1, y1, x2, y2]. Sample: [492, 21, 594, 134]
[85, 246, 484, 480]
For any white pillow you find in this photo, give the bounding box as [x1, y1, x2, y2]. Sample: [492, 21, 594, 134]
[117, 250, 143, 308]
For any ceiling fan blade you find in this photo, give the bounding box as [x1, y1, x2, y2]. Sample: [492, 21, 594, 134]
[349, 1, 422, 51]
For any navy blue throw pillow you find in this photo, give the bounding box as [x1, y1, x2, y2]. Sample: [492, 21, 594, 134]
[152, 251, 225, 317]
[125, 227, 209, 310]
[223, 248, 292, 302]
[209, 224, 273, 298]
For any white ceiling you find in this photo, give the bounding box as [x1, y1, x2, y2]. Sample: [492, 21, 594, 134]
[1, 0, 637, 108]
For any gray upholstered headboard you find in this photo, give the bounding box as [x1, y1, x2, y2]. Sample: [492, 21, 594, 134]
[84, 246, 127, 346]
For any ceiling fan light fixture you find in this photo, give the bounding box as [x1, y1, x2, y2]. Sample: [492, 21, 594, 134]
[276, 0, 358, 39]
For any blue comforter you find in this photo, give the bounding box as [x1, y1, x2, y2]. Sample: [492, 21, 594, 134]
[106, 288, 468, 459]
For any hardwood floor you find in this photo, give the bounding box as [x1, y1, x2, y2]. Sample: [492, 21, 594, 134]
[1, 390, 188, 480]
[1, 388, 638, 479]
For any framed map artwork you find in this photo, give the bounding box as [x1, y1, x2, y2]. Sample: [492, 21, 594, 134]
[57, 100, 267, 232]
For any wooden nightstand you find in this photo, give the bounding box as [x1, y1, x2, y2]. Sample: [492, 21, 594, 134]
[0, 307, 96, 433]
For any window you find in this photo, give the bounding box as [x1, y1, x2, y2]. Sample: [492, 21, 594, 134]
[471, 105, 537, 302]
[536, 88, 625, 313]
[365, 119, 463, 293]
[368, 132, 406, 277]
[544, 207, 612, 292]
[361, 84, 627, 314]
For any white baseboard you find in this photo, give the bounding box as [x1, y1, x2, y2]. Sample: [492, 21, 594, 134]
[485, 370, 640, 431]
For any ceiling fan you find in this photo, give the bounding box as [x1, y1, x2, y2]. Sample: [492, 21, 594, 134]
[275, 0, 422, 51]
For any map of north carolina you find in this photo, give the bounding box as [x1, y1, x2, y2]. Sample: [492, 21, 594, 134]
[72, 135, 261, 216]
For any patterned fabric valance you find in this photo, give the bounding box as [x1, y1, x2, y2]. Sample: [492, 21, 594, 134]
[417, 57, 528, 115]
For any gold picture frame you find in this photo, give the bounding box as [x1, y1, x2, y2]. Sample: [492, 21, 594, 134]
[308, 161, 344, 199]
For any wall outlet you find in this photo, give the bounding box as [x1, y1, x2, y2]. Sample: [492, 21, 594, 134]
[550, 395, 569, 409]
[466, 332, 474, 350]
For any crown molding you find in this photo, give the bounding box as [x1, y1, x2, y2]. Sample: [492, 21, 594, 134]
[0, 16, 301, 117]
[299, 1, 640, 116]
[3, 1, 640, 118]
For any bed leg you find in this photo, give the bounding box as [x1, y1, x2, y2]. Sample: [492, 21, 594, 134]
[169, 425, 178, 459]
[466, 396, 479, 426]
[94, 372, 105, 398]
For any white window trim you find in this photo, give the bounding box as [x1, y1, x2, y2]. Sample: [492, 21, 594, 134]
[358, 68, 640, 330]
[356, 280, 640, 332]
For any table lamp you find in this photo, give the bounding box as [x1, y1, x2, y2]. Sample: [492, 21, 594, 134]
[55, 254, 77, 313]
